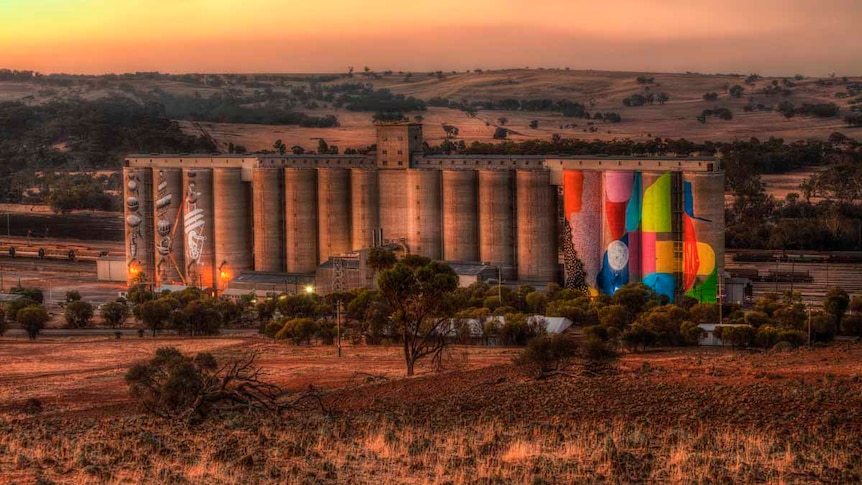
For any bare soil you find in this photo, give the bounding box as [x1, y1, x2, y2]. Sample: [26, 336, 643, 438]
[0, 341, 860, 483]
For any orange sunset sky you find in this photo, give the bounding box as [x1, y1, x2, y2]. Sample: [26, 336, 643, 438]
[1, 0, 860, 75]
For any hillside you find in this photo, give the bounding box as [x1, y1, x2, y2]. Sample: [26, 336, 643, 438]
[2, 69, 860, 152]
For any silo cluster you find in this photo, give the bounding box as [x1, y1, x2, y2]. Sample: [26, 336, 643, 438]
[125, 122, 723, 302]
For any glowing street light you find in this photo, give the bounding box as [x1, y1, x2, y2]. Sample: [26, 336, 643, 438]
[304, 285, 314, 295]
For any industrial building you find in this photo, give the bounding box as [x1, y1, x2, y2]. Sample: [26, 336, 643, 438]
[124, 122, 724, 302]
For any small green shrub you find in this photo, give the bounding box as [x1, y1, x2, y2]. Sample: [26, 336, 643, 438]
[515, 334, 578, 378]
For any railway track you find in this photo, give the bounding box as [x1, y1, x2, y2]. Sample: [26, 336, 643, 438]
[725, 252, 862, 302]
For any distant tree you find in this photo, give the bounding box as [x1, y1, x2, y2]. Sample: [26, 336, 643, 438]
[317, 138, 329, 154]
[777, 101, 796, 118]
[493, 127, 508, 139]
[378, 255, 459, 376]
[413, 114, 424, 123]
[442, 124, 459, 139]
[729, 84, 746, 97]
[272, 139, 286, 155]
[823, 287, 850, 327]
[657, 92, 670, 104]
[464, 107, 478, 118]
[529, 119, 539, 129]
[291, 145, 305, 155]
[18, 305, 49, 340]
[141, 298, 173, 337]
[64, 300, 94, 328]
[497, 117, 508, 126]
[636, 75, 655, 85]
[703, 92, 719, 101]
[101, 301, 130, 328]
[367, 247, 396, 272]
[372, 111, 408, 122]
[65, 290, 82, 302]
[10, 287, 44, 304]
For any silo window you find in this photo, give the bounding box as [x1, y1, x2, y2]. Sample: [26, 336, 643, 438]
[382, 150, 388, 155]
[397, 150, 403, 155]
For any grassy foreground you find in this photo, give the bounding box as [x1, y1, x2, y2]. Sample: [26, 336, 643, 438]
[1, 343, 860, 484]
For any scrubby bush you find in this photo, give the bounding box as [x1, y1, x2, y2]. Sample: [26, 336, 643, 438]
[772, 341, 795, 352]
[275, 318, 318, 345]
[18, 305, 50, 339]
[755, 325, 780, 348]
[621, 324, 657, 351]
[125, 347, 304, 422]
[515, 334, 578, 378]
[680, 321, 703, 345]
[744, 311, 771, 328]
[100, 301, 130, 328]
[64, 300, 94, 328]
[720, 325, 755, 348]
[263, 319, 284, 339]
[777, 329, 807, 347]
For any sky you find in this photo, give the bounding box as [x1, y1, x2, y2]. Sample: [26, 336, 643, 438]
[1, 0, 860, 75]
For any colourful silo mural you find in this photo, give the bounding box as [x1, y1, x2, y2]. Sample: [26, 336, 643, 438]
[563, 169, 721, 303]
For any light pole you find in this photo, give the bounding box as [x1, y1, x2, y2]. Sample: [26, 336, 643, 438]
[336, 299, 343, 358]
[807, 302, 812, 347]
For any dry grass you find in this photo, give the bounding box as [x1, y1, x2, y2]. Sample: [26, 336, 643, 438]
[0, 413, 858, 484]
[0, 341, 861, 484]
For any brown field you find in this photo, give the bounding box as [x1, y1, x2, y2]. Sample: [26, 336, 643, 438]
[0, 339, 860, 484]
[4, 69, 860, 154]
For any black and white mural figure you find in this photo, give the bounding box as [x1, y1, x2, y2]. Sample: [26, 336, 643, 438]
[125, 170, 144, 279]
[184, 171, 206, 285]
[155, 170, 174, 283]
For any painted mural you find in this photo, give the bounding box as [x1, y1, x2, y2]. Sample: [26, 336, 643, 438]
[155, 170, 183, 285]
[562, 170, 718, 302]
[125, 170, 147, 282]
[184, 171, 206, 285]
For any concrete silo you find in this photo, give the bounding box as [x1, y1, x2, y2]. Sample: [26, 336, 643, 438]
[252, 168, 284, 272]
[213, 168, 253, 289]
[124, 167, 155, 285]
[563, 170, 603, 290]
[682, 172, 724, 302]
[183, 168, 215, 289]
[478, 170, 515, 280]
[407, 169, 442, 259]
[350, 168, 380, 250]
[378, 169, 408, 244]
[318, 168, 352, 263]
[515, 170, 558, 282]
[152, 168, 185, 286]
[284, 168, 318, 274]
[442, 170, 479, 262]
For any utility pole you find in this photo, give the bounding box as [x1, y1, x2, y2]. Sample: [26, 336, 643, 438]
[336, 299, 342, 358]
[498, 265, 503, 303]
[718, 272, 723, 325]
[807, 302, 812, 347]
